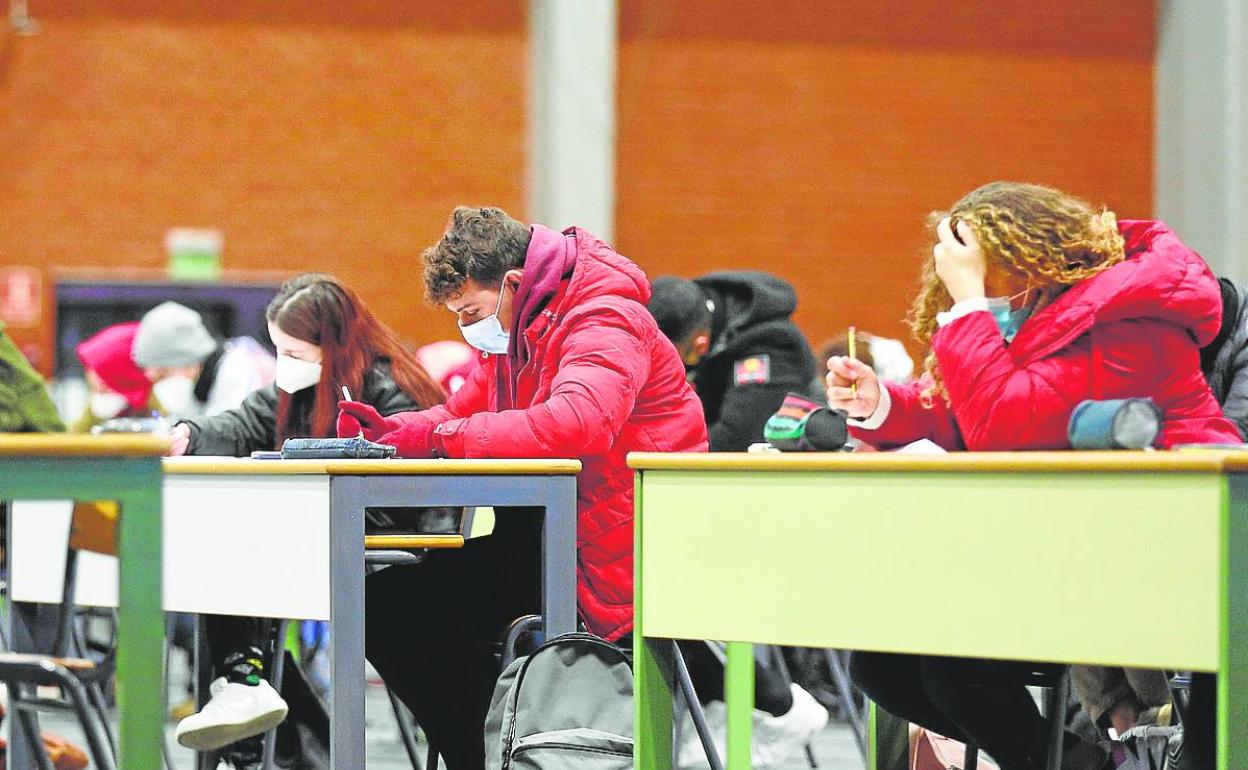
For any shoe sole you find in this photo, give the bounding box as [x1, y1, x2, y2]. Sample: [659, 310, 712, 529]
[175, 706, 289, 751]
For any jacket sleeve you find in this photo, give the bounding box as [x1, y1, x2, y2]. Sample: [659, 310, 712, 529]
[709, 342, 814, 452]
[932, 311, 1082, 450]
[17, 379, 65, 433]
[708, 382, 790, 451]
[182, 386, 278, 456]
[1216, 340, 1248, 440]
[432, 302, 651, 458]
[850, 379, 964, 450]
[385, 363, 491, 427]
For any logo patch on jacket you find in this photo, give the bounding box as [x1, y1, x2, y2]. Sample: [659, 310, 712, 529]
[734, 355, 771, 385]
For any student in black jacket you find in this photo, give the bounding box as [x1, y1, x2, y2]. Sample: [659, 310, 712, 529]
[647, 271, 829, 765]
[169, 273, 446, 770]
[649, 271, 819, 451]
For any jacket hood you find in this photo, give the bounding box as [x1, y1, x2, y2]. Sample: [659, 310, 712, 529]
[1009, 220, 1223, 361]
[76, 322, 153, 411]
[694, 271, 798, 354]
[560, 228, 652, 307]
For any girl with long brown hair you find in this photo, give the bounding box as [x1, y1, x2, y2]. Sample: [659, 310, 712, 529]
[169, 272, 443, 456]
[168, 273, 445, 768]
[827, 182, 1233, 770]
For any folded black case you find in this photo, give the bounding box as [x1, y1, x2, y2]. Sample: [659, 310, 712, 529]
[280, 437, 397, 460]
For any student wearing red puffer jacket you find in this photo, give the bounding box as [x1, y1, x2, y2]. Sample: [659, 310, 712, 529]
[340, 206, 706, 770]
[827, 183, 1235, 770]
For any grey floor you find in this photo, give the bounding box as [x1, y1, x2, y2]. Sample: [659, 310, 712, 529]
[34, 647, 866, 769]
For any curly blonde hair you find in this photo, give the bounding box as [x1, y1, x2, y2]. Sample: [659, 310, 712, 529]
[910, 182, 1127, 406]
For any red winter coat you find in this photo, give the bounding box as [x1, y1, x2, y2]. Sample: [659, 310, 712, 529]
[416, 228, 707, 640]
[854, 220, 1241, 451]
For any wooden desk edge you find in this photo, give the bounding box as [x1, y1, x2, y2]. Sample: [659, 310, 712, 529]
[163, 457, 582, 475]
[0, 434, 171, 458]
[627, 450, 1248, 474]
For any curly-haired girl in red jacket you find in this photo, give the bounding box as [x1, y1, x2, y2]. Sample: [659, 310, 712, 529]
[827, 182, 1235, 770]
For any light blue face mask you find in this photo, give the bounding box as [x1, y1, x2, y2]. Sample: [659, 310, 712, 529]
[458, 281, 511, 354]
[986, 291, 1032, 342]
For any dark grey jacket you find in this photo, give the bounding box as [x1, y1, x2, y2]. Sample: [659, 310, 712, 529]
[182, 361, 417, 456]
[1202, 278, 1248, 440]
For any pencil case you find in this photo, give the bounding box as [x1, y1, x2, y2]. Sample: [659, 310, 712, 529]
[763, 392, 849, 451]
[1067, 398, 1161, 450]
[280, 437, 397, 460]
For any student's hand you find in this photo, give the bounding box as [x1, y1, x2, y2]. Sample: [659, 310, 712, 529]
[378, 415, 440, 459]
[337, 401, 391, 440]
[826, 356, 881, 418]
[934, 217, 987, 304]
[167, 423, 191, 457]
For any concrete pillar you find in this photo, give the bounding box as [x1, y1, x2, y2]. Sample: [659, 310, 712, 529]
[527, 0, 618, 241]
[1156, 0, 1248, 281]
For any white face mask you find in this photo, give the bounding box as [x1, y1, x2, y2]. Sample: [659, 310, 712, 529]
[458, 283, 511, 354]
[152, 375, 197, 413]
[90, 392, 129, 419]
[275, 355, 323, 394]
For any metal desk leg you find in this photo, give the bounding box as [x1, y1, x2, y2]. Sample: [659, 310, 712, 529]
[194, 614, 216, 770]
[540, 476, 578, 637]
[724, 642, 753, 770]
[329, 477, 367, 770]
[634, 636, 675, 770]
[4, 501, 35, 767]
[867, 701, 909, 770]
[115, 473, 166, 770]
[1222, 474, 1248, 770]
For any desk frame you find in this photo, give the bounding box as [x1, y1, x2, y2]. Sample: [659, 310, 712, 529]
[630, 451, 1248, 770]
[1, 438, 166, 770]
[161, 459, 580, 770]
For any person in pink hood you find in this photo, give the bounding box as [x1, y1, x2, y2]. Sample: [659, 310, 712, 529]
[340, 206, 706, 769]
[828, 183, 1233, 770]
[72, 322, 159, 433]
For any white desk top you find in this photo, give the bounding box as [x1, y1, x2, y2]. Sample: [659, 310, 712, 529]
[163, 456, 582, 476]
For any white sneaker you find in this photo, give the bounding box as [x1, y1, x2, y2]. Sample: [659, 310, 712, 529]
[676, 684, 829, 769]
[175, 677, 289, 751]
[753, 684, 829, 766]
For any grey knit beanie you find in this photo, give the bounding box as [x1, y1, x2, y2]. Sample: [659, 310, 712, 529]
[132, 302, 218, 367]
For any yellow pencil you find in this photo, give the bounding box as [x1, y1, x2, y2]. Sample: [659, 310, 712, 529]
[847, 326, 858, 398]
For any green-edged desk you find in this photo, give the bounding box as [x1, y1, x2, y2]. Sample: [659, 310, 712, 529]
[630, 451, 1248, 770]
[0, 434, 169, 770]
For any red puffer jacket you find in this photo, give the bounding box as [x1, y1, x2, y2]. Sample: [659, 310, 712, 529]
[418, 228, 707, 640]
[854, 220, 1241, 450]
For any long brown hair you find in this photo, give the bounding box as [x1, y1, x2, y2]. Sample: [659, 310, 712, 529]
[267, 273, 445, 445]
[909, 182, 1127, 405]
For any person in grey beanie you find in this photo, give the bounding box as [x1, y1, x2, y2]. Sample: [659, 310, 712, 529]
[132, 301, 276, 419]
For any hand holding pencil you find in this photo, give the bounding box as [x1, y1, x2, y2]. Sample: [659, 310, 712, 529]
[826, 329, 881, 418]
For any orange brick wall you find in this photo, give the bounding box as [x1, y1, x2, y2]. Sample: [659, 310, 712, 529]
[616, 0, 1156, 357]
[1, 1, 1156, 376]
[0, 1, 526, 373]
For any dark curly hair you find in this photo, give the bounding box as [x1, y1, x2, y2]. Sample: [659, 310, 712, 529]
[422, 206, 532, 303]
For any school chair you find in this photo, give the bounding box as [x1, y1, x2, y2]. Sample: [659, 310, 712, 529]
[0, 500, 124, 770]
[345, 531, 467, 770]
